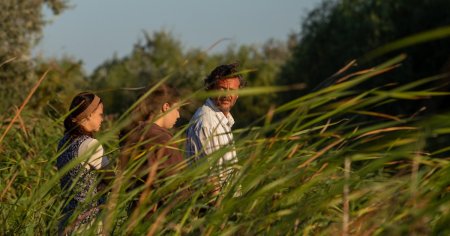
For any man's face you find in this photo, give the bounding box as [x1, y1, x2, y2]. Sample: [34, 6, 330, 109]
[212, 77, 240, 115]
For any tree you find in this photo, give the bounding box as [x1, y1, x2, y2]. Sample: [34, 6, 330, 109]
[90, 31, 193, 116]
[33, 57, 88, 116]
[0, 0, 68, 112]
[214, 40, 291, 127]
[0, 0, 68, 81]
[90, 31, 292, 127]
[280, 0, 450, 114]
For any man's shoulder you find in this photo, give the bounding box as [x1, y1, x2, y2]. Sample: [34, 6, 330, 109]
[190, 103, 218, 128]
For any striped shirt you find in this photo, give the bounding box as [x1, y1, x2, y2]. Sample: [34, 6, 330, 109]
[186, 98, 237, 183]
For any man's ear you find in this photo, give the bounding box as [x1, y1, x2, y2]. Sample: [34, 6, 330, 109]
[162, 103, 170, 112]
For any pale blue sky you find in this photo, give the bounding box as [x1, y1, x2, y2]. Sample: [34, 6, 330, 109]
[35, 0, 322, 73]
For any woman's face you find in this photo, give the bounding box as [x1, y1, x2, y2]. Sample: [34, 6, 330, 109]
[80, 103, 104, 133]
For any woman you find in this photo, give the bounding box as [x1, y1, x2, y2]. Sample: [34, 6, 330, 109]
[56, 92, 110, 234]
[120, 84, 187, 217]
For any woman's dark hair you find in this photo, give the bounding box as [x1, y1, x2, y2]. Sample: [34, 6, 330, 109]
[204, 63, 246, 90]
[64, 92, 102, 137]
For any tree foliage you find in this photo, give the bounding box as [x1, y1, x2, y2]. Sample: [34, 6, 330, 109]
[0, 0, 68, 81]
[33, 57, 87, 115]
[280, 0, 450, 113]
[0, 0, 69, 113]
[90, 31, 291, 126]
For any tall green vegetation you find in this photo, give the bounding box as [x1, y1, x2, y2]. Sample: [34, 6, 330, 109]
[1, 0, 450, 235]
[2, 54, 450, 235]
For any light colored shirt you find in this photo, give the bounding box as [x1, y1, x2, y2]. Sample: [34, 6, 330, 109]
[186, 98, 237, 183]
[78, 138, 110, 170]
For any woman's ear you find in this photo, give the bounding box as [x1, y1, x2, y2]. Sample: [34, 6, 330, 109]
[162, 103, 170, 112]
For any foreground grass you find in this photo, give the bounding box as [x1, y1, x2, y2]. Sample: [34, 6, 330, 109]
[1, 55, 450, 235]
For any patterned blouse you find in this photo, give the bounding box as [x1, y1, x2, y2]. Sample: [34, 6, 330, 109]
[56, 134, 108, 230]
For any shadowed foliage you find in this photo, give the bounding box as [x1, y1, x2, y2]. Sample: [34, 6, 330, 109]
[1, 0, 450, 235]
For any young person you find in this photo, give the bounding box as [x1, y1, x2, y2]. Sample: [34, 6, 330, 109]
[56, 92, 110, 234]
[120, 84, 187, 217]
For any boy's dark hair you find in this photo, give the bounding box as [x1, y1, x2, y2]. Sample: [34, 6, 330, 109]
[204, 63, 246, 90]
[64, 92, 102, 137]
[128, 84, 180, 128]
[119, 83, 180, 168]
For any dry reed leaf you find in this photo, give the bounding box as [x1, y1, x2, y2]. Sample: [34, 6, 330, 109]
[356, 127, 417, 139]
[14, 106, 29, 138]
[0, 171, 18, 200]
[338, 64, 401, 84]
[0, 69, 49, 145]
[287, 143, 300, 159]
[331, 59, 357, 78]
[336, 68, 374, 84]
[306, 162, 329, 182]
[320, 119, 331, 134]
[298, 138, 344, 168]
[353, 110, 402, 121]
[0, 57, 16, 68]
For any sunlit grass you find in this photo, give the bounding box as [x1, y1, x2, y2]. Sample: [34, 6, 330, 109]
[1, 53, 450, 235]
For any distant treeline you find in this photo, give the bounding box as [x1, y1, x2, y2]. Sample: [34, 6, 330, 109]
[1, 0, 449, 127]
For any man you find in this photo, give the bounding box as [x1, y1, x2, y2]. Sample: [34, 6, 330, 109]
[186, 63, 245, 192]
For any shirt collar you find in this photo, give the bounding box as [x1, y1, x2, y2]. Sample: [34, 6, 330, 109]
[205, 98, 235, 127]
[150, 123, 171, 135]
